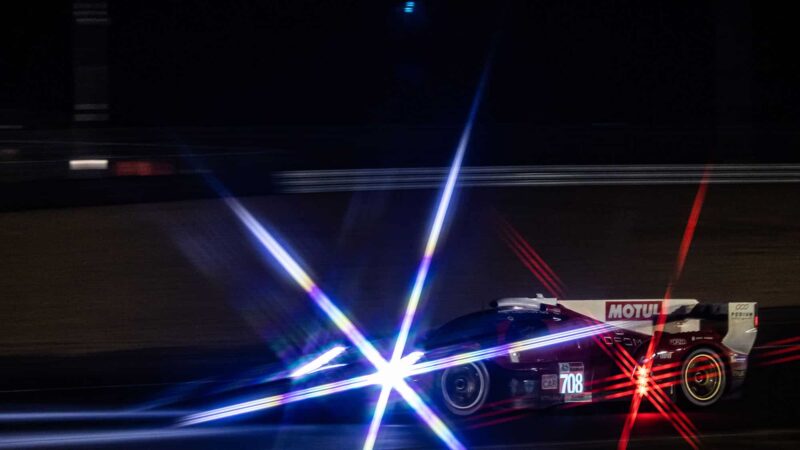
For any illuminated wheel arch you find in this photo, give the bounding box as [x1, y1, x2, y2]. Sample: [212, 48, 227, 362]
[679, 347, 726, 407]
[437, 361, 491, 416]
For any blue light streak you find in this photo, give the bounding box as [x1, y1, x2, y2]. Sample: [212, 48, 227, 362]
[290, 346, 347, 378]
[181, 321, 631, 427]
[185, 28, 497, 450]
[216, 196, 464, 449]
[364, 45, 493, 450]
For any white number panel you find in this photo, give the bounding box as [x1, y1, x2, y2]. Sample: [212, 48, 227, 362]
[558, 362, 591, 403]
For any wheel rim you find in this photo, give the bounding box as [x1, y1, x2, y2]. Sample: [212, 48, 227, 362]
[441, 363, 485, 410]
[683, 353, 722, 402]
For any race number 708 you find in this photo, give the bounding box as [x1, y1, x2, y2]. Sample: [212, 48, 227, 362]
[559, 372, 584, 394]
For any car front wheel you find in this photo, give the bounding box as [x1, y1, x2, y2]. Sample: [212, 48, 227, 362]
[437, 361, 491, 416]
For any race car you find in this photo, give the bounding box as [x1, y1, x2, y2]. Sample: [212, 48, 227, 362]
[418, 296, 758, 416]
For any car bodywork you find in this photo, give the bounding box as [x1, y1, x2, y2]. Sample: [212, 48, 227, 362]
[418, 296, 758, 414]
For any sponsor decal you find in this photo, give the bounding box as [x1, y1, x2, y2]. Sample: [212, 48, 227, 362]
[605, 301, 661, 321]
[542, 374, 558, 390]
[602, 335, 644, 348]
[559, 362, 591, 403]
[731, 303, 755, 320]
[669, 338, 687, 346]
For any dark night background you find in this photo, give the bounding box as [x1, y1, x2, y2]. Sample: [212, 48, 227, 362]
[1, 2, 800, 449]
[0, 0, 798, 359]
[2, 2, 798, 136]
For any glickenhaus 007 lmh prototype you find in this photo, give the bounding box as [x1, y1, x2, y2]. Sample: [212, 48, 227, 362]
[418, 296, 757, 416]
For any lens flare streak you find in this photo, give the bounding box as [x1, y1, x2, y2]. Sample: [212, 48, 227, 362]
[618, 166, 710, 450]
[365, 55, 492, 450]
[181, 321, 623, 431]
[181, 374, 378, 426]
[498, 218, 566, 298]
[221, 196, 463, 449]
[407, 323, 627, 377]
[290, 346, 347, 378]
[598, 336, 699, 449]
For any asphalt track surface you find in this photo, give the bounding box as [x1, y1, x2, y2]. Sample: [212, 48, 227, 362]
[0, 307, 798, 449]
[2, 182, 800, 448]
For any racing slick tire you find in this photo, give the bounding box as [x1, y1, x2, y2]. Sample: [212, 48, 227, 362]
[436, 361, 491, 416]
[679, 348, 726, 407]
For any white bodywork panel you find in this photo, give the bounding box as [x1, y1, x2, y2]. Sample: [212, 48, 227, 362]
[493, 297, 757, 350]
[723, 302, 758, 354]
[558, 299, 699, 335]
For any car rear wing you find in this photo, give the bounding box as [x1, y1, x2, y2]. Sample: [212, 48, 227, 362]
[722, 302, 758, 354]
[665, 301, 759, 354]
[491, 297, 759, 355]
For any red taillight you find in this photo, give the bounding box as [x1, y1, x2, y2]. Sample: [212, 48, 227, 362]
[113, 160, 174, 177]
[754, 314, 759, 328]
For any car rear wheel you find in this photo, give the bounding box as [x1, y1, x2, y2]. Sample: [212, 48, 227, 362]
[680, 348, 726, 407]
[438, 361, 490, 416]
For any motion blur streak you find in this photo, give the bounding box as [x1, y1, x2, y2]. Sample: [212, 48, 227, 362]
[275, 163, 800, 193]
[68, 159, 108, 170]
[618, 166, 711, 450]
[365, 51, 491, 450]
[216, 198, 463, 449]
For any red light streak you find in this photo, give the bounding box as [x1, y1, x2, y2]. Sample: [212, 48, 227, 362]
[498, 218, 566, 298]
[602, 390, 635, 401]
[672, 180, 710, 286]
[605, 338, 697, 446]
[756, 353, 800, 367]
[751, 336, 800, 368]
[492, 210, 707, 444]
[113, 160, 174, 177]
[645, 388, 699, 450]
[585, 371, 636, 387]
[618, 166, 711, 450]
[504, 219, 565, 289]
[759, 335, 800, 347]
[590, 333, 698, 446]
[756, 344, 800, 359]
